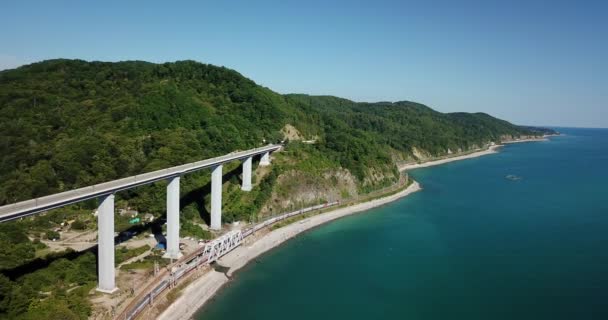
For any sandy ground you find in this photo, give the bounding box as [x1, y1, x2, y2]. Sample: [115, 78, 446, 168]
[158, 181, 421, 320]
[157, 137, 554, 320]
[399, 145, 503, 171]
[398, 136, 553, 172]
[502, 137, 548, 144]
[156, 270, 228, 320]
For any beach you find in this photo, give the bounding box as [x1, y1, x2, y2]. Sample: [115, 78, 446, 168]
[502, 137, 549, 144]
[159, 182, 421, 320]
[398, 136, 552, 171]
[158, 141, 541, 320]
[398, 145, 503, 171]
[185, 128, 606, 320]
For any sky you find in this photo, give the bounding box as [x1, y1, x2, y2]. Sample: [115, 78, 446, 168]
[1, 0, 606, 128]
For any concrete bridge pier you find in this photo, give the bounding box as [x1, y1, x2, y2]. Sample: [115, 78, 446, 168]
[0, 145, 283, 296]
[210, 164, 223, 230]
[97, 194, 118, 294]
[241, 156, 253, 191]
[163, 176, 182, 259]
[260, 151, 271, 166]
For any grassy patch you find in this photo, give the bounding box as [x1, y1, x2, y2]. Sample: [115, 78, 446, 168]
[115, 245, 151, 265]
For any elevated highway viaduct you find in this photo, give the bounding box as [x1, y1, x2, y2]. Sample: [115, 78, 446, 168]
[0, 144, 280, 293]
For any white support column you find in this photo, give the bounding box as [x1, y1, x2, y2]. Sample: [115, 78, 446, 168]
[163, 176, 182, 259]
[97, 194, 118, 294]
[259, 151, 271, 166]
[241, 156, 253, 191]
[210, 164, 223, 230]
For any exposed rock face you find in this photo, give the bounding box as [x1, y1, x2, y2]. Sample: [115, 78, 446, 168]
[281, 124, 304, 141]
[261, 168, 358, 215]
[362, 166, 398, 188]
[405, 143, 493, 165]
[499, 134, 540, 142]
[411, 147, 432, 161]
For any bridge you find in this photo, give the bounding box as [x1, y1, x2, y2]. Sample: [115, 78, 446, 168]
[119, 201, 339, 320]
[0, 144, 280, 293]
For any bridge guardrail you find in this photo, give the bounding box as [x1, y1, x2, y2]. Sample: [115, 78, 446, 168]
[0, 145, 280, 222]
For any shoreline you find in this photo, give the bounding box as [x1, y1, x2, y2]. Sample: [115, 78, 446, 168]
[398, 144, 503, 171]
[501, 137, 548, 144]
[398, 136, 551, 171]
[159, 182, 421, 320]
[157, 137, 550, 320]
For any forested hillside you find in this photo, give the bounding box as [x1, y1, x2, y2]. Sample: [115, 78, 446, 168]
[0, 59, 547, 319]
[0, 59, 541, 205]
[0, 59, 309, 204]
[286, 95, 533, 167]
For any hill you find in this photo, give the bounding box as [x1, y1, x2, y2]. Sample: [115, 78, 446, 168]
[0, 59, 545, 205]
[0, 59, 550, 319]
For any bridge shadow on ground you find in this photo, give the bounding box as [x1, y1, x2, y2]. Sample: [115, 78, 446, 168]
[179, 164, 244, 225]
[1, 221, 163, 280]
[1, 166, 245, 280]
[1, 245, 98, 280]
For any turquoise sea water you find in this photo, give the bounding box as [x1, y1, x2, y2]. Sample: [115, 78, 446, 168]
[196, 128, 608, 319]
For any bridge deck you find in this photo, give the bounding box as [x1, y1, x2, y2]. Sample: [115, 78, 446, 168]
[0, 144, 280, 222]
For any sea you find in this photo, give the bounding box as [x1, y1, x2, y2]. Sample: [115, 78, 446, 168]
[195, 128, 608, 320]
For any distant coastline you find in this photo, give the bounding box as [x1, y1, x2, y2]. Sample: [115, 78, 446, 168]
[157, 136, 551, 320]
[398, 145, 502, 171]
[502, 137, 550, 144]
[399, 136, 552, 171]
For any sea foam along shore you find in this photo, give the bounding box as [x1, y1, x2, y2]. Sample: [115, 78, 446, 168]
[159, 181, 421, 320]
[158, 142, 533, 320]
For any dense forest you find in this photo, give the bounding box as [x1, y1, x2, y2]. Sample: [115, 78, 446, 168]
[0, 59, 549, 319]
[0, 59, 542, 205]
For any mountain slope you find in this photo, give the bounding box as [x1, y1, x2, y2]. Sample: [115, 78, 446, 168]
[0, 59, 306, 204]
[0, 59, 552, 320]
[0, 59, 542, 206]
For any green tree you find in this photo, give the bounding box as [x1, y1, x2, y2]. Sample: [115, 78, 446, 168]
[46, 230, 60, 240]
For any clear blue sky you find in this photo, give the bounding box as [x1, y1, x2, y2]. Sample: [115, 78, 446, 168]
[1, 0, 606, 127]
